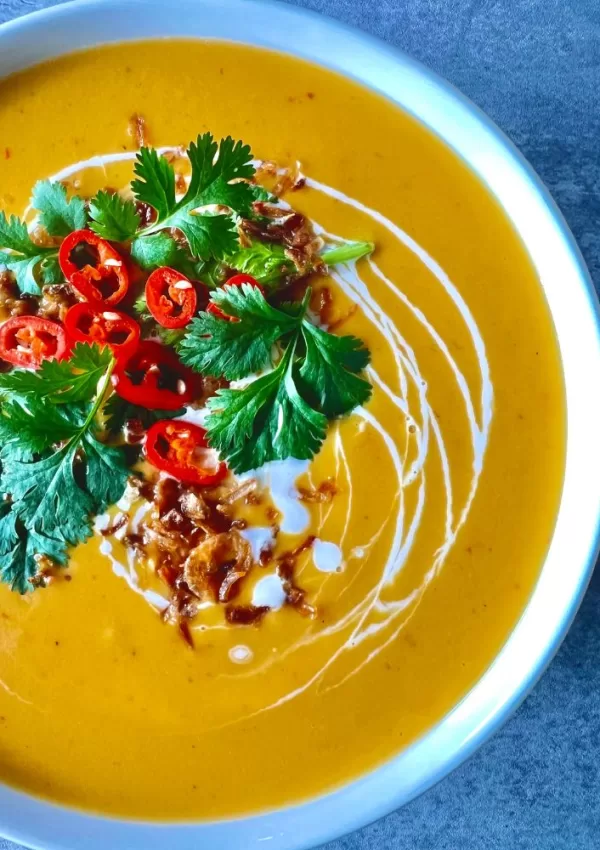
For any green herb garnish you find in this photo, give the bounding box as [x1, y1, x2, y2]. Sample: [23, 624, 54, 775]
[0, 211, 61, 294]
[31, 180, 88, 237]
[0, 344, 129, 591]
[129, 134, 256, 261]
[214, 239, 374, 291]
[88, 190, 140, 242]
[130, 231, 184, 270]
[223, 241, 296, 288]
[0, 181, 89, 295]
[179, 284, 371, 472]
[0, 342, 112, 404]
[320, 240, 374, 266]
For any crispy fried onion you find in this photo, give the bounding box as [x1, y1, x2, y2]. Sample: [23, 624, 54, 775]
[184, 532, 253, 603]
[298, 478, 337, 504]
[122, 475, 316, 644]
[240, 201, 324, 279]
[274, 536, 317, 619]
[128, 112, 149, 148]
[253, 160, 306, 196]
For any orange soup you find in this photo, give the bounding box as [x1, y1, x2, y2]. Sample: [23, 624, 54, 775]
[0, 40, 564, 818]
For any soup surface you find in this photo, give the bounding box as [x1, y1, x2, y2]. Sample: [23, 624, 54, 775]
[0, 41, 565, 818]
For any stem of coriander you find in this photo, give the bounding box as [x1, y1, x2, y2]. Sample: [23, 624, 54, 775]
[79, 356, 117, 435]
[320, 240, 374, 266]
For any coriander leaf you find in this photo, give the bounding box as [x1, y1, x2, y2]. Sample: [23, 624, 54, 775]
[225, 241, 296, 289]
[131, 235, 203, 288]
[0, 211, 38, 255]
[0, 351, 130, 594]
[67, 342, 114, 385]
[184, 282, 371, 469]
[303, 322, 370, 374]
[89, 190, 140, 241]
[0, 505, 67, 593]
[217, 239, 372, 293]
[195, 258, 226, 289]
[0, 343, 112, 404]
[209, 279, 303, 324]
[0, 211, 59, 295]
[2, 428, 128, 547]
[40, 253, 63, 285]
[31, 180, 87, 237]
[247, 184, 277, 205]
[83, 431, 131, 507]
[3, 443, 94, 544]
[179, 283, 299, 380]
[130, 232, 184, 270]
[321, 241, 374, 266]
[185, 134, 255, 205]
[28, 528, 68, 570]
[0, 503, 18, 555]
[299, 322, 372, 417]
[132, 146, 177, 220]
[0, 506, 28, 592]
[0, 398, 82, 459]
[206, 344, 327, 473]
[138, 135, 257, 260]
[0, 252, 40, 295]
[177, 211, 238, 261]
[104, 394, 185, 435]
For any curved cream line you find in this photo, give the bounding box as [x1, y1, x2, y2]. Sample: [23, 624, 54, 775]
[0, 677, 38, 709]
[306, 174, 494, 446]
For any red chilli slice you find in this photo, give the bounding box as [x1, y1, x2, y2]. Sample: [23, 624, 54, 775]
[145, 267, 198, 329]
[0, 315, 69, 369]
[145, 419, 227, 486]
[111, 340, 200, 410]
[64, 303, 140, 358]
[59, 229, 130, 306]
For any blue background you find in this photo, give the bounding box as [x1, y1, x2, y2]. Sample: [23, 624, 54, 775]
[0, 1, 598, 848]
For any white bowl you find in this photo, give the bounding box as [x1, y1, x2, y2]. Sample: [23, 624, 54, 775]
[0, 1, 599, 848]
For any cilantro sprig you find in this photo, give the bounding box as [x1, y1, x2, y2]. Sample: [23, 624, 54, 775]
[0, 344, 130, 592]
[179, 284, 371, 473]
[129, 134, 257, 262]
[0, 211, 61, 294]
[0, 181, 88, 294]
[1, 135, 374, 300]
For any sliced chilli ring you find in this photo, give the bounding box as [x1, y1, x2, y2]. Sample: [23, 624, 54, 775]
[111, 340, 201, 410]
[145, 267, 198, 329]
[59, 229, 130, 306]
[64, 303, 140, 358]
[0, 315, 70, 369]
[145, 420, 227, 486]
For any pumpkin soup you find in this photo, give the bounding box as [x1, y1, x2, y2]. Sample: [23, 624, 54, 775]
[0, 41, 564, 818]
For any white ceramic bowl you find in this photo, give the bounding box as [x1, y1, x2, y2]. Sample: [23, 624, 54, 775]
[0, 1, 599, 848]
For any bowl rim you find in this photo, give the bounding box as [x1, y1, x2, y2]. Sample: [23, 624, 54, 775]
[0, 1, 599, 849]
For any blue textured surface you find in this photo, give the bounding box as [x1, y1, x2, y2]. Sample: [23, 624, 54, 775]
[0, 1, 598, 848]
